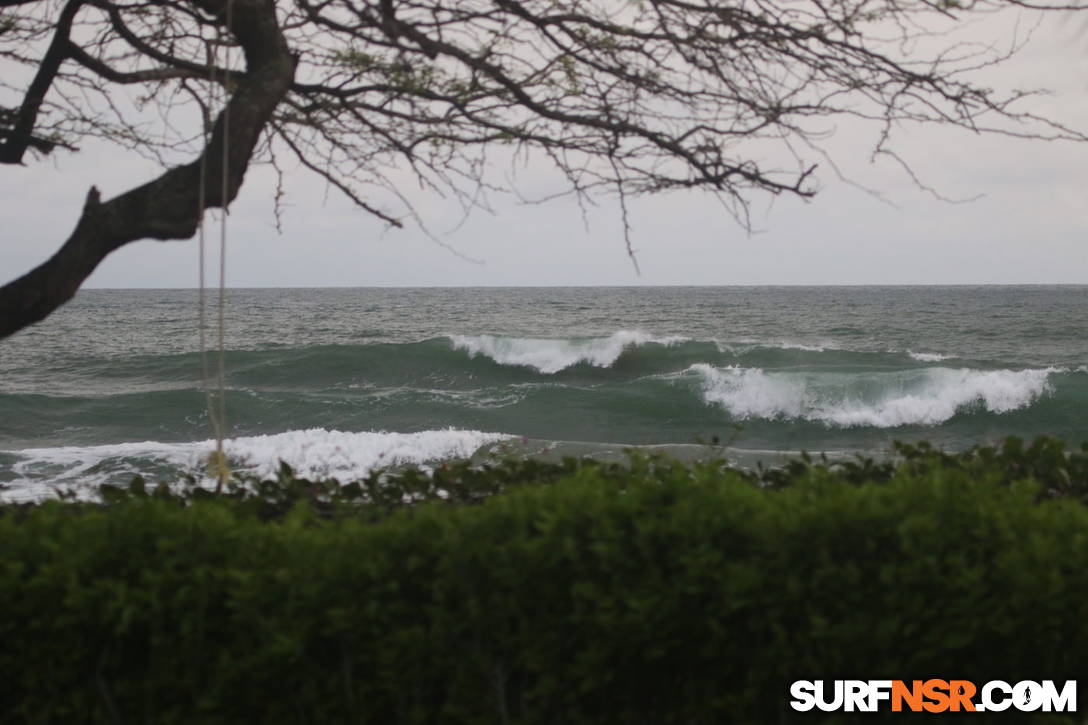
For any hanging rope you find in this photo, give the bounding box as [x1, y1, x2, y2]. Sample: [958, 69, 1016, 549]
[197, 0, 234, 492]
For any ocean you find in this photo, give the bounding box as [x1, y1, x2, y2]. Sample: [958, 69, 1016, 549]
[1, 286, 1086, 501]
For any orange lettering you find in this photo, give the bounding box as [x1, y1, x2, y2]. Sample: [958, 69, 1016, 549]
[949, 680, 977, 712]
[892, 680, 924, 712]
[923, 679, 951, 713]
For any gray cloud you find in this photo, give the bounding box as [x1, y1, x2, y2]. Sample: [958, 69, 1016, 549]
[2, 11, 1086, 289]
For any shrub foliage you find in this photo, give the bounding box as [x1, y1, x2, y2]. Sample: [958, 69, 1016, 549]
[2, 437, 1088, 723]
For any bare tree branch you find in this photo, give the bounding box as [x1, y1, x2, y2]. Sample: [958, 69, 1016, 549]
[0, 0, 1086, 338]
[0, 0, 82, 163]
[0, 0, 296, 336]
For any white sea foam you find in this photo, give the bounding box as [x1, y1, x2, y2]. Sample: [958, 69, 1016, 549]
[907, 350, 954, 362]
[2, 428, 511, 502]
[724, 339, 836, 353]
[450, 331, 685, 374]
[691, 364, 1054, 428]
[771, 341, 831, 353]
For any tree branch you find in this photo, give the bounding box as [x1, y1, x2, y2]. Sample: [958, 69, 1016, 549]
[0, 0, 83, 164]
[0, 0, 296, 338]
[65, 42, 208, 84]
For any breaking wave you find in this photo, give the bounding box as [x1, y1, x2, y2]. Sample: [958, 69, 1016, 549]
[691, 364, 1055, 428]
[3, 330, 1084, 498]
[450, 331, 686, 374]
[2, 428, 510, 502]
[907, 351, 955, 362]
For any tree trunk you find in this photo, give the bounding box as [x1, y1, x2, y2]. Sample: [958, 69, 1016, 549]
[0, 0, 295, 339]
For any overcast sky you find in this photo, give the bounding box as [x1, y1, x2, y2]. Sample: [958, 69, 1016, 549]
[2, 11, 1087, 289]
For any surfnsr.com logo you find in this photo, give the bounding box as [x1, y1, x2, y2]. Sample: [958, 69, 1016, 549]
[790, 680, 1077, 713]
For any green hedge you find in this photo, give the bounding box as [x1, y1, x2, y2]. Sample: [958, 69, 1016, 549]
[3, 439, 1088, 723]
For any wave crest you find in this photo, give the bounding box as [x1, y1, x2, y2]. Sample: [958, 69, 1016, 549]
[4, 428, 510, 501]
[692, 364, 1053, 428]
[450, 331, 684, 374]
[907, 350, 954, 362]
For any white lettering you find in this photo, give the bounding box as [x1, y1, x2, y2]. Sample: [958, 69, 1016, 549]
[1041, 681, 1077, 713]
[983, 680, 1012, 712]
[789, 681, 816, 712]
[867, 680, 892, 711]
[1014, 681, 1043, 712]
[815, 680, 844, 712]
[845, 681, 868, 712]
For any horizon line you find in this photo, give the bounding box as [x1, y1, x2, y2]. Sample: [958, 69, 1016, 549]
[79, 282, 1088, 291]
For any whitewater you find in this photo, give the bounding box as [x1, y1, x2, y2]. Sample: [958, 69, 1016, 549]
[2, 286, 1085, 500]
